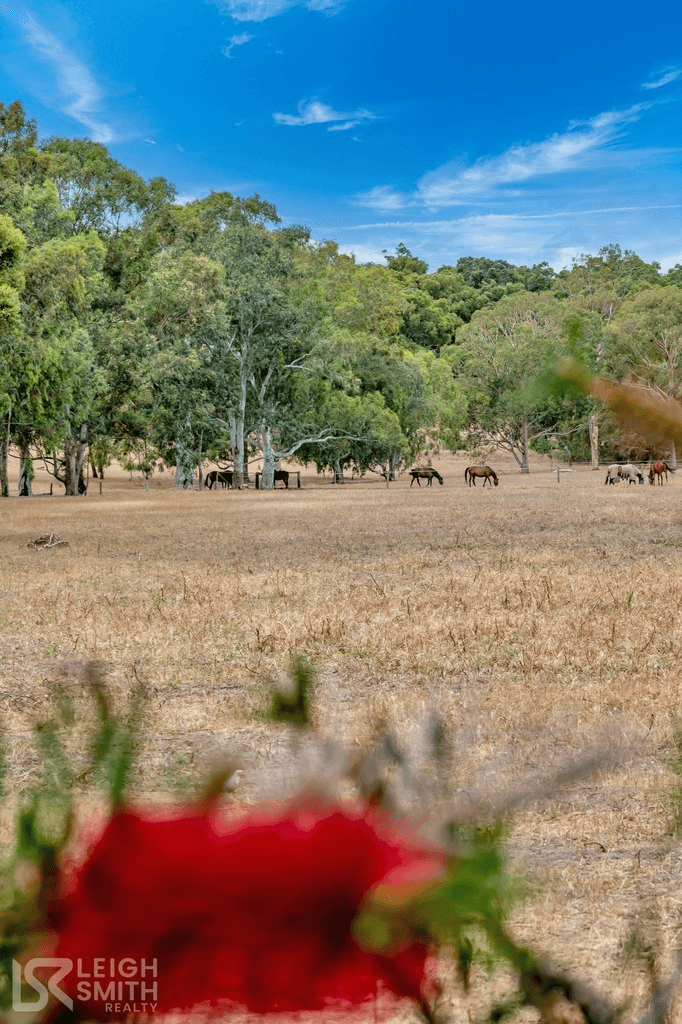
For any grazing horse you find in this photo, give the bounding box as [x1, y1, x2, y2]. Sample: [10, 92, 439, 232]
[205, 469, 233, 489]
[465, 465, 499, 488]
[409, 468, 444, 487]
[649, 460, 673, 485]
[605, 464, 644, 485]
[274, 470, 289, 489]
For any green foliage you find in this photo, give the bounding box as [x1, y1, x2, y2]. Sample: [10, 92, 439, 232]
[608, 285, 682, 391]
[270, 653, 313, 727]
[666, 718, 682, 835]
[384, 242, 428, 276]
[0, 282, 21, 338]
[554, 243, 662, 308]
[664, 263, 682, 287]
[0, 213, 26, 292]
[40, 136, 157, 235]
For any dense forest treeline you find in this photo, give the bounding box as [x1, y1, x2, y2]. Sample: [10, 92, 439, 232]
[2, 99, 682, 493]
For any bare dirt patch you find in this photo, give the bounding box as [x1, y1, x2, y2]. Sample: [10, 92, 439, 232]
[2, 456, 682, 1021]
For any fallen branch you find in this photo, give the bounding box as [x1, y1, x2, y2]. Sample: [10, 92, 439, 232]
[27, 534, 68, 549]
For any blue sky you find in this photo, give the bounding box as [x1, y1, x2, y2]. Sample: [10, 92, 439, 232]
[0, 0, 681, 271]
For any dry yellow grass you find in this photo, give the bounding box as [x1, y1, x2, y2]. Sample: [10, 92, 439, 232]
[2, 453, 682, 1022]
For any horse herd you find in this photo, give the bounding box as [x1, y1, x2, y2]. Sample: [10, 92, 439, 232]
[413, 461, 675, 489]
[408, 465, 499, 487]
[204, 460, 675, 491]
[604, 461, 674, 485]
[204, 469, 292, 489]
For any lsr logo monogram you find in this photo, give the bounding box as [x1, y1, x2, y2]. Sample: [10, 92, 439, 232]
[13, 958, 158, 1013]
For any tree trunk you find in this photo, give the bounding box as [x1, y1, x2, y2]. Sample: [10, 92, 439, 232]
[0, 406, 10, 497]
[18, 443, 33, 496]
[63, 429, 88, 495]
[520, 415, 530, 473]
[260, 425, 275, 489]
[332, 459, 344, 484]
[0, 437, 8, 498]
[588, 413, 599, 469]
[669, 439, 678, 471]
[231, 410, 245, 489]
[174, 415, 195, 489]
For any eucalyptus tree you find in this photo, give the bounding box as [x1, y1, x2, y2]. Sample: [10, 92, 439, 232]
[118, 248, 225, 487]
[0, 212, 26, 495]
[206, 218, 319, 489]
[608, 285, 682, 468]
[451, 291, 589, 472]
[19, 231, 107, 494]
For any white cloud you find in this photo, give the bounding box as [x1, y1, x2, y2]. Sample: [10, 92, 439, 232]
[221, 31, 253, 57]
[273, 99, 375, 128]
[340, 203, 682, 272]
[642, 69, 681, 90]
[143, 138, 157, 144]
[0, 6, 117, 142]
[208, 0, 342, 22]
[356, 104, 651, 211]
[416, 105, 648, 207]
[349, 204, 682, 230]
[354, 184, 405, 210]
[336, 242, 387, 265]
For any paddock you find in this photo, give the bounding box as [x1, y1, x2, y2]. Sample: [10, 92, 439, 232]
[0, 452, 679, 1021]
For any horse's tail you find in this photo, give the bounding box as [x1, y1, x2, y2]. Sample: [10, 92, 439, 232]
[464, 466, 469, 483]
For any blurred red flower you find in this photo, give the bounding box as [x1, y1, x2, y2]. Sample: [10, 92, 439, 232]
[51, 803, 442, 1018]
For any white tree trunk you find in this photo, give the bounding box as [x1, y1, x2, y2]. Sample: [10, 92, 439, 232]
[261, 424, 275, 489]
[520, 415, 530, 474]
[174, 415, 195, 489]
[231, 354, 249, 489]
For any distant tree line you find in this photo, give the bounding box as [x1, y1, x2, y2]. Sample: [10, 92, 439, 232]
[2, 99, 681, 493]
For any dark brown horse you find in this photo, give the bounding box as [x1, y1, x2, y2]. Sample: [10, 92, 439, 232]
[409, 468, 444, 487]
[649, 460, 673, 485]
[465, 465, 498, 487]
[205, 469, 233, 489]
[255, 469, 290, 489]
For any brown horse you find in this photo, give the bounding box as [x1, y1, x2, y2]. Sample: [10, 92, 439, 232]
[465, 465, 498, 487]
[649, 460, 673, 485]
[409, 468, 444, 487]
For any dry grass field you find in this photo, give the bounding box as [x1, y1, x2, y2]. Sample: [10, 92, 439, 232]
[2, 452, 682, 1022]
